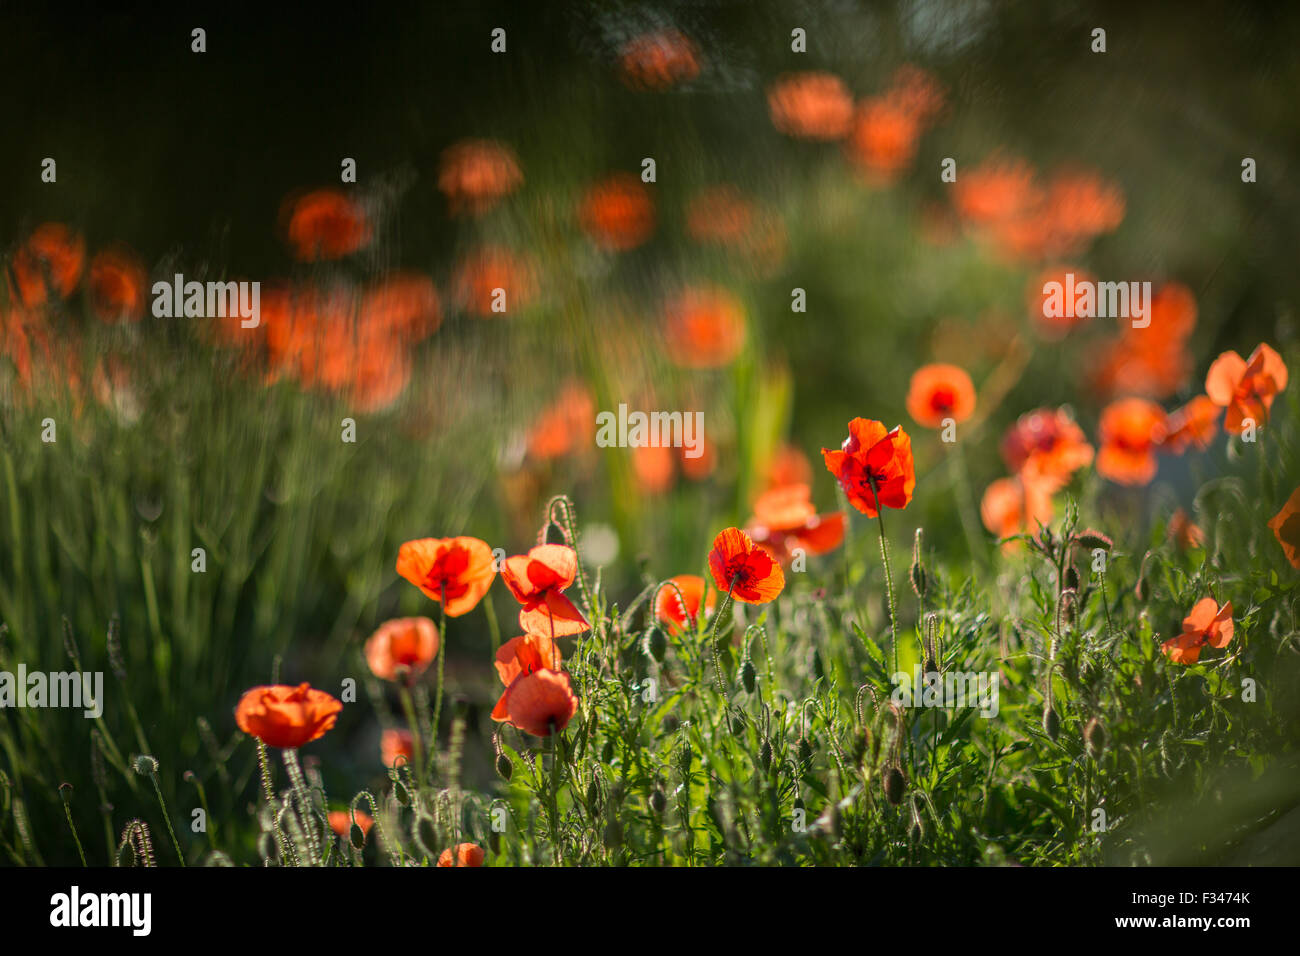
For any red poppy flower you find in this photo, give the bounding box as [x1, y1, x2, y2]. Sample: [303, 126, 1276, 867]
[821, 418, 916, 517]
[707, 527, 786, 604]
[11, 223, 85, 307]
[579, 174, 655, 251]
[685, 185, 756, 246]
[1268, 486, 1300, 569]
[905, 364, 976, 428]
[1156, 395, 1219, 453]
[88, 246, 148, 323]
[395, 536, 497, 616]
[381, 728, 415, 768]
[1097, 398, 1166, 486]
[437, 843, 486, 867]
[498, 669, 579, 737]
[1205, 343, 1289, 433]
[653, 574, 716, 634]
[364, 617, 439, 682]
[438, 138, 522, 216]
[501, 544, 589, 637]
[526, 381, 596, 460]
[361, 274, 441, 343]
[980, 473, 1054, 547]
[1167, 508, 1205, 550]
[491, 633, 563, 720]
[745, 483, 846, 565]
[1162, 597, 1233, 664]
[619, 28, 700, 91]
[845, 97, 920, 180]
[235, 683, 343, 749]
[663, 286, 747, 368]
[767, 72, 854, 140]
[452, 245, 537, 317]
[999, 407, 1094, 491]
[284, 189, 372, 261]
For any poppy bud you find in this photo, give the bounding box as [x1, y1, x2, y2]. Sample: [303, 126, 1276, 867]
[759, 739, 773, 771]
[495, 753, 513, 781]
[922, 657, 938, 677]
[133, 754, 159, 776]
[586, 779, 602, 813]
[349, 823, 366, 850]
[1065, 564, 1080, 592]
[1074, 529, 1113, 552]
[798, 737, 813, 764]
[1084, 716, 1106, 757]
[909, 529, 927, 599]
[1042, 705, 1060, 741]
[731, 714, 746, 735]
[677, 743, 692, 777]
[395, 781, 411, 806]
[740, 660, 757, 694]
[883, 766, 905, 805]
[648, 626, 667, 661]
[649, 789, 667, 814]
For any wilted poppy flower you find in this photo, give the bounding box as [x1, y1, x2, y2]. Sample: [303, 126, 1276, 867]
[905, 363, 976, 428]
[364, 616, 440, 682]
[767, 72, 854, 140]
[235, 683, 343, 749]
[1205, 343, 1289, 433]
[980, 473, 1054, 545]
[501, 544, 590, 636]
[999, 407, 1094, 491]
[437, 843, 486, 867]
[1167, 508, 1205, 550]
[492, 633, 563, 720]
[1268, 486, 1300, 569]
[526, 381, 596, 460]
[11, 223, 85, 306]
[821, 418, 916, 517]
[579, 174, 655, 251]
[1097, 398, 1166, 486]
[663, 286, 747, 368]
[284, 189, 372, 261]
[619, 28, 700, 90]
[328, 810, 373, 839]
[1156, 396, 1219, 453]
[1162, 597, 1233, 664]
[745, 483, 846, 565]
[395, 536, 497, 616]
[452, 245, 537, 317]
[707, 527, 786, 604]
[438, 138, 522, 215]
[654, 574, 716, 634]
[88, 247, 148, 323]
[381, 728, 415, 768]
[499, 668, 579, 737]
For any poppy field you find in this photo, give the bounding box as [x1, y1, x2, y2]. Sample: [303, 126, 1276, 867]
[2, 3, 1300, 873]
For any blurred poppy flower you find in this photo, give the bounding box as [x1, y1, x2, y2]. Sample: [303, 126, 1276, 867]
[579, 173, 655, 251]
[1042, 169, 1125, 251]
[1028, 266, 1096, 339]
[395, 536, 497, 616]
[437, 843, 486, 867]
[619, 28, 700, 90]
[1167, 508, 1205, 550]
[1156, 396, 1219, 453]
[633, 443, 676, 495]
[767, 72, 854, 140]
[438, 138, 522, 215]
[361, 274, 441, 342]
[822, 418, 916, 517]
[501, 544, 589, 637]
[999, 407, 1094, 491]
[88, 246, 148, 323]
[746, 483, 846, 565]
[952, 156, 1041, 227]
[980, 473, 1054, 546]
[284, 189, 371, 261]
[235, 683, 343, 749]
[381, 728, 415, 768]
[685, 185, 756, 246]
[498, 668, 579, 737]
[328, 810, 373, 840]
[453, 245, 537, 317]
[663, 286, 747, 368]
[707, 527, 786, 604]
[364, 616, 439, 683]
[764, 444, 813, 491]
[526, 381, 595, 460]
[654, 574, 716, 634]
[1268, 486, 1300, 569]
[11, 223, 85, 306]
[846, 97, 920, 180]
[1097, 398, 1165, 486]
[1162, 597, 1233, 664]
[1205, 343, 1289, 433]
[906, 363, 976, 428]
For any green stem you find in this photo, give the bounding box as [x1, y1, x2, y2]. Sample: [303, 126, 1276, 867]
[148, 771, 186, 866]
[870, 482, 901, 678]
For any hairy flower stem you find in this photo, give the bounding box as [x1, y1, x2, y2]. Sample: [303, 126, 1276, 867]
[870, 481, 902, 677]
[707, 578, 738, 713]
[281, 748, 322, 866]
[400, 685, 427, 790]
[430, 582, 449, 767]
[950, 440, 988, 577]
[483, 594, 501, 659]
[59, 785, 87, 867]
[147, 770, 186, 866]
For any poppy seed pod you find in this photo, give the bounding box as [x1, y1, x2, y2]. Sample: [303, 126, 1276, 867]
[349, 823, 366, 850]
[495, 753, 513, 780]
[883, 766, 906, 805]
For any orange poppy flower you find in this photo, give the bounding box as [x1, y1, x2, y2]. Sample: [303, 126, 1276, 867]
[767, 72, 854, 140]
[234, 683, 343, 749]
[579, 174, 655, 251]
[284, 189, 372, 261]
[438, 138, 522, 215]
[395, 536, 497, 616]
[763, 444, 814, 491]
[685, 185, 756, 246]
[980, 473, 1055, 545]
[11, 223, 85, 307]
[745, 483, 846, 565]
[1042, 169, 1125, 250]
[437, 843, 486, 867]
[1097, 398, 1166, 486]
[1205, 343, 1289, 433]
[88, 246, 148, 323]
[845, 97, 920, 180]
[381, 728, 415, 768]
[633, 443, 676, 495]
[1028, 266, 1097, 339]
[1156, 396, 1219, 453]
[952, 156, 1041, 227]
[328, 810, 373, 839]
[905, 363, 976, 428]
[1268, 486, 1300, 569]
[821, 418, 916, 517]
[619, 28, 700, 91]
[999, 407, 1094, 491]
[1167, 508, 1205, 550]
[663, 286, 747, 368]
[1162, 597, 1233, 664]
[1142, 281, 1198, 341]
[452, 245, 537, 317]
[501, 544, 590, 637]
[654, 574, 716, 634]
[491, 633, 563, 720]
[678, 434, 715, 481]
[361, 274, 441, 343]
[498, 669, 579, 737]
[526, 381, 596, 460]
[364, 616, 440, 683]
[707, 527, 786, 604]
